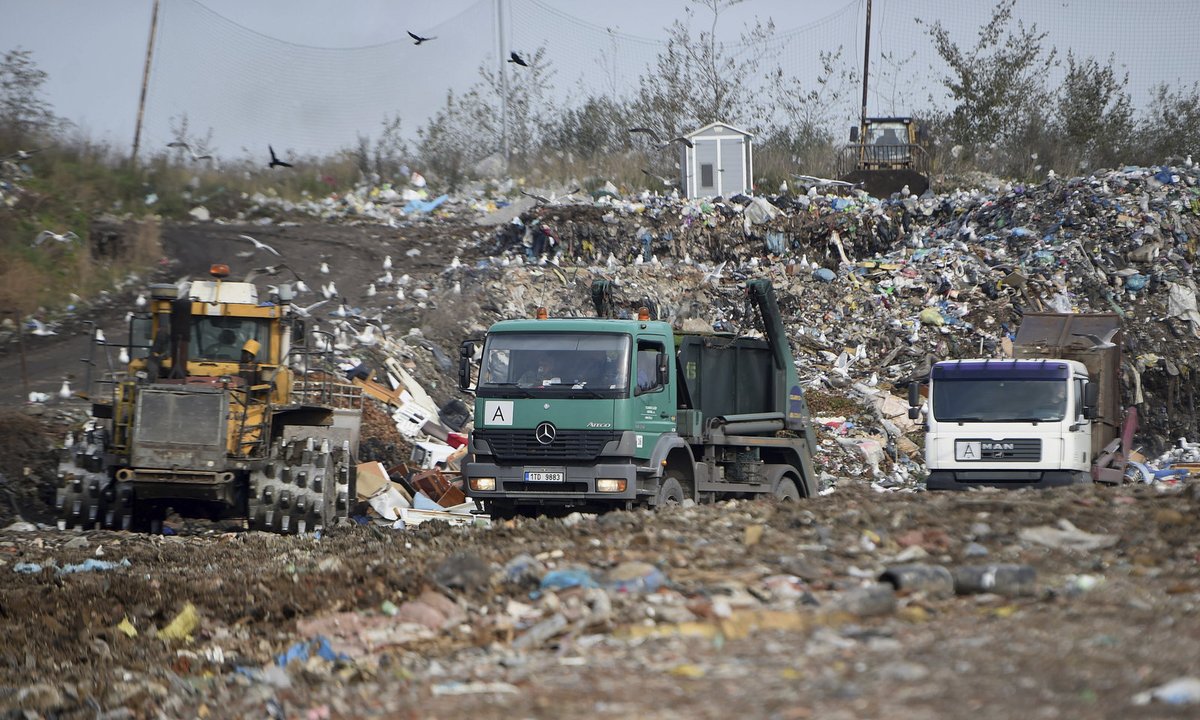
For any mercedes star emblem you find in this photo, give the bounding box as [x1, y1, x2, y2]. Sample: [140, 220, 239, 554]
[534, 422, 556, 445]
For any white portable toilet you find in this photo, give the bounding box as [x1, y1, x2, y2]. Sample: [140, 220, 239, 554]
[681, 121, 754, 198]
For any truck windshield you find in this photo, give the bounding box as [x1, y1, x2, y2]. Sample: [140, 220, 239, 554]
[477, 332, 630, 397]
[933, 379, 1067, 423]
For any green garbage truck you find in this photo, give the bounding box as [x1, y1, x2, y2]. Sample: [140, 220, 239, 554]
[457, 278, 818, 516]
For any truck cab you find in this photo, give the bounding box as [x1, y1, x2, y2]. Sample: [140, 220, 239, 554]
[918, 359, 1097, 489]
[911, 313, 1131, 490]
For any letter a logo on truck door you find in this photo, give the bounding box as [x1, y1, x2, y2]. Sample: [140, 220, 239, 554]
[484, 400, 514, 426]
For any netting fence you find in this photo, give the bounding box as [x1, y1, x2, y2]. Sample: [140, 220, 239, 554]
[140, 0, 1200, 161]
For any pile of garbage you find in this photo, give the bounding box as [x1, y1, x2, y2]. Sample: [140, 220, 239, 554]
[211, 160, 1200, 494]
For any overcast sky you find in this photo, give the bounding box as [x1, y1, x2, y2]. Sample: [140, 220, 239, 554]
[2, 0, 835, 152]
[3, 0, 1196, 158]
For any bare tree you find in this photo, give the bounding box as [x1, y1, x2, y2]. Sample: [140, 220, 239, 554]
[919, 0, 1055, 150]
[633, 0, 776, 137]
[0, 48, 58, 145]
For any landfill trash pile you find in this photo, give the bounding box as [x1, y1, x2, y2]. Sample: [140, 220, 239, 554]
[1, 480, 1197, 717]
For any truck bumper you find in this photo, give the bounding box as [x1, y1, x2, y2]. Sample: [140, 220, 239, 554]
[465, 461, 640, 508]
[926, 469, 1089, 491]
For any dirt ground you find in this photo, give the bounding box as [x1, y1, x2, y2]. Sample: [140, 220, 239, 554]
[0, 483, 1198, 719]
[1, 220, 1198, 718]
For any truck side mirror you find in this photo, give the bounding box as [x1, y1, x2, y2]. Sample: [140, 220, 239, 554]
[1083, 383, 1099, 419]
[907, 381, 921, 408]
[849, 126, 859, 143]
[458, 341, 476, 391]
[908, 407, 921, 420]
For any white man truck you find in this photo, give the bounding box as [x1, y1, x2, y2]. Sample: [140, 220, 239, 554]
[908, 313, 1137, 490]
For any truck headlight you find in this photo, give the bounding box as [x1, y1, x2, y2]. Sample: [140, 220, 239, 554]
[470, 477, 496, 491]
[596, 479, 626, 493]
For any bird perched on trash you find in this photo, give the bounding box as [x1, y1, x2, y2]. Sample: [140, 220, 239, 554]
[628, 127, 694, 150]
[267, 145, 292, 169]
[407, 31, 435, 45]
[237, 234, 280, 256]
[320, 262, 330, 275]
[508, 51, 530, 67]
[33, 229, 80, 246]
[166, 141, 212, 161]
[59, 379, 72, 400]
[1072, 328, 1119, 349]
[382, 255, 392, 271]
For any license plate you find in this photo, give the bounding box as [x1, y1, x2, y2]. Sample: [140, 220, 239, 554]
[955, 441, 982, 461]
[524, 470, 565, 483]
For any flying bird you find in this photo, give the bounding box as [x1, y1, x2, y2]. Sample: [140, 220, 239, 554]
[237, 233, 280, 256]
[508, 51, 529, 67]
[521, 189, 551, 205]
[28, 318, 56, 336]
[166, 141, 212, 161]
[291, 299, 328, 318]
[268, 145, 293, 169]
[33, 230, 80, 246]
[1072, 328, 1119, 349]
[642, 169, 674, 186]
[408, 31, 435, 45]
[628, 127, 694, 149]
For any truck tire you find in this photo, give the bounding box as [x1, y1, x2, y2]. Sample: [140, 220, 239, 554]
[656, 474, 685, 507]
[773, 477, 800, 501]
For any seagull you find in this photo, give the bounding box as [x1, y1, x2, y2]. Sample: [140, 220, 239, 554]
[292, 299, 328, 318]
[521, 189, 551, 204]
[33, 230, 80, 245]
[320, 262, 330, 275]
[268, 145, 293, 169]
[382, 255, 392, 271]
[379, 270, 393, 285]
[166, 141, 212, 161]
[1072, 328, 1119, 349]
[321, 282, 338, 299]
[28, 318, 56, 336]
[94, 328, 106, 343]
[627, 127, 694, 150]
[135, 293, 147, 309]
[366, 283, 377, 298]
[407, 31, 435, 45]
[28, 391, 50, 404]
[59, 379, 72, 400]
[237, 234, 280, 256]
[642, 169, 674, 186]
[2, 148, 41, 162]
[118, 346, 130, 364]
[508, 51, 529, 67]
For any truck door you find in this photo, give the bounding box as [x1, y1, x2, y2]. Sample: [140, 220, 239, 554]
[633, 338, 674, 459]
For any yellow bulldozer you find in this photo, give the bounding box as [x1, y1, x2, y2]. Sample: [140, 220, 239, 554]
[834, 0, 931, 198]
[838, 116, 931, 198]
[58, 263, 362, 534]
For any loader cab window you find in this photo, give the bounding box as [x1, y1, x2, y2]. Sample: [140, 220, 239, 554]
[866, 122, 911, 162]
[192, 317, 269, 362]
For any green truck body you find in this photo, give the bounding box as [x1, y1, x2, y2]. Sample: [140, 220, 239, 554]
[458, 279, 818, 515]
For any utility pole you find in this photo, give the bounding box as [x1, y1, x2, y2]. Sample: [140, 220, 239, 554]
[131, 0, 161, 166]
[496, 0, 510, 173]
[859, 0, 872, 130]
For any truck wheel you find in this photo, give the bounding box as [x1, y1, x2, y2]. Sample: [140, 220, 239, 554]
[774, 477, 800, 502]
[656, 474, 685, 507]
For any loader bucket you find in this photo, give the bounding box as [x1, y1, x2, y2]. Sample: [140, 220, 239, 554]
[840, 169, 930, 199]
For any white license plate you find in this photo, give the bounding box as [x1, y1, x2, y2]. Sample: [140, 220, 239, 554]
[524, 470, 565, 483]
[955, 441, 983, 461]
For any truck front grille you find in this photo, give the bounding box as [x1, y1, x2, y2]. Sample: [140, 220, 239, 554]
[967, 438, 1042, 462]
[475, 429, 621, 463]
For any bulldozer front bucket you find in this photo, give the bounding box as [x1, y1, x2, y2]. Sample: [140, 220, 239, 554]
[840, 169, 930, 199]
